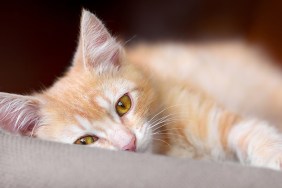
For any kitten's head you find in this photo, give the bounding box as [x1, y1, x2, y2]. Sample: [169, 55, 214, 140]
[0, 10, 156, 152]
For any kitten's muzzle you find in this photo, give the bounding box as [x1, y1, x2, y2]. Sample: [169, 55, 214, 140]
[122, 136, 136, 152]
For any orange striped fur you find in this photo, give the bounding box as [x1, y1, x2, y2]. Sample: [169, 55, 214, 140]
[1, 9, 282, 170]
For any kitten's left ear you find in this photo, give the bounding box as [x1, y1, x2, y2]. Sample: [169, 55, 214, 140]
[0, 93, 42, 136]
[76, 9, 123, 73]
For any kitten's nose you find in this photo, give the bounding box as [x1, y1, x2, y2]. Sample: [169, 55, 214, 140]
[122, 136, 136, 152]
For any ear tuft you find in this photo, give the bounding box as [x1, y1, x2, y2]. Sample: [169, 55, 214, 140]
[79, 9, 123, 73]
[0, 93, 41, 136]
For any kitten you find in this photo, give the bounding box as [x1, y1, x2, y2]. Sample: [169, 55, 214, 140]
[1, 9, 282, 170]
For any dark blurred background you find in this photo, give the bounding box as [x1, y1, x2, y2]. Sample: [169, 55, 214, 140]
[0, 0, 281, 94]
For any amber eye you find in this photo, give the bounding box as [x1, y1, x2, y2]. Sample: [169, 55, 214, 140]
[74, 135, 99, 145]
[116, 94, 132, 116]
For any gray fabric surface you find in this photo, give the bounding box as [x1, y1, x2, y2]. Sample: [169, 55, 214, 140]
[0, 130, 281, 188]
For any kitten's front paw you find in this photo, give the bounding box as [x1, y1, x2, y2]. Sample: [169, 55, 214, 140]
[248, 147, 282, 170]
[230, 120, 282, 170]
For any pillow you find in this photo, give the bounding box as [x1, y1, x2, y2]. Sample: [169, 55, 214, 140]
[0, 130, 281, 188]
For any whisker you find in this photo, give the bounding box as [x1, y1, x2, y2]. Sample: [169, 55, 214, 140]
[150, 118, 183, 131]
[152, 130, 188, 143]
[149, 115, 185, 130]
[124, 35, 137, 45]
[153, 127, 183, 133]
[147, 104, 186, 125]
[152, 138, 171, 147]
[151, 118, 185, 132]
[149, 112, 184, 128]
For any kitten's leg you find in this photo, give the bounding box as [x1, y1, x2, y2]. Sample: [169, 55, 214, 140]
[182, 99, 282, 170]
[227, 119, 282, 170]
[161, 85, 282, 170]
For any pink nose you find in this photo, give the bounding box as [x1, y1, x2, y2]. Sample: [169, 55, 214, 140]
[122, 136, 136, 152]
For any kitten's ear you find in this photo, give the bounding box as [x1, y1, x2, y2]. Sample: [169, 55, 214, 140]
[76, 9, 123, 73]
[0, 93, 41, 136]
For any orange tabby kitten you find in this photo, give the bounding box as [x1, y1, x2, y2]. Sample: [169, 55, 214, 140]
[1, 10, 282, 170]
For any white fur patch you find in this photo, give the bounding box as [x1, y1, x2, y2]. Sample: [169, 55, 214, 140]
[74, 115, 93, 131]
[134, 121, 152, 152]
[228, 119, 282, 170]
[95, 96, 110, 110]
[207, 107, 225, 160]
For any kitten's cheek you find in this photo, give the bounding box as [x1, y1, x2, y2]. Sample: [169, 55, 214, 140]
[134, 123, 152, 152]
[94, 139, 118, 151]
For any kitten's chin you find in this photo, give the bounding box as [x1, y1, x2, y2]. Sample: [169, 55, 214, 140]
[135, 129, 153, 153]
[134, 122, 154, 153]
[136, 140, 153, 153]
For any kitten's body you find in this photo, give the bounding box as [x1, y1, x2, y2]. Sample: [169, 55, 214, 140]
[128, 42, 282, 128]
[1, 10, 282, 170]
[128, 42, 282, 163]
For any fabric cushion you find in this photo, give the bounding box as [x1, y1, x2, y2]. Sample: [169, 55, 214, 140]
[0, 130, 281, 188]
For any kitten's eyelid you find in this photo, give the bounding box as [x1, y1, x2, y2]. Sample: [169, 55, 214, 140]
[115, 87, 138, 100]
[74, 134, 99, 145]
[126, 93, 134, 109]
[131, 87, 140, 92]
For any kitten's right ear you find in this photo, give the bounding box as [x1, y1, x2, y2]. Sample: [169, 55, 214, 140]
[74, 9, 123, 74]
[0, 92, 42, 136]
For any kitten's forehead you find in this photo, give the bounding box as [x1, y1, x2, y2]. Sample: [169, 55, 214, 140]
[43, 73, 137, 117]
[95, 78, 136, 112]
[99, 78, 136, 97]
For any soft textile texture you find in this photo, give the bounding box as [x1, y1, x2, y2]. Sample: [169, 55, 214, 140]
[0, 130, 281, 188]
